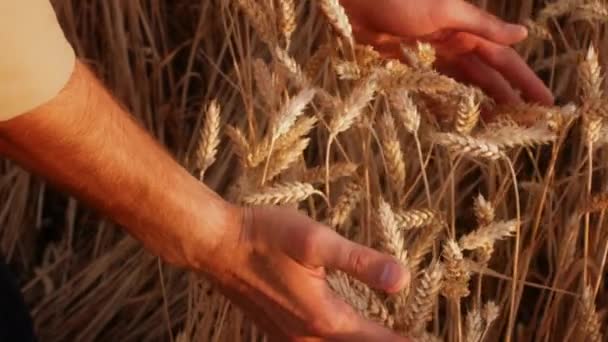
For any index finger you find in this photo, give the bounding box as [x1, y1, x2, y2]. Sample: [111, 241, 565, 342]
[472, 36, 554, 105]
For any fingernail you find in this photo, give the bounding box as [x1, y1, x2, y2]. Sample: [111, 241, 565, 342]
[380, 262, 405, 291]
[508, 24, 528, 38]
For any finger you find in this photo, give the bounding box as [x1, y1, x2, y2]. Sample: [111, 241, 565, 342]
[436, 32, 554, 105]
[439, 53, 522, 105]
[438, 0, 528, 45]
[332, 313, 412, 342]
[472, 37, 555, 105]
[294, 223, 410, 293]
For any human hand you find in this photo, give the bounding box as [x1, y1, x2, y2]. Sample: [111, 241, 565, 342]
[210, 206, 411, 341]
[340, 0, 554, 105]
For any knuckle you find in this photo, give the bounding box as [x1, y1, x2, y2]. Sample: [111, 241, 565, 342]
[307, 314, 348, 337]
[347, 247, 369, 276]
[298, 228, 322, 262]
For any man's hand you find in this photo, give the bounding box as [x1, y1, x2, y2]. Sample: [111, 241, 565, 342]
[0, 61, 410, 341]
[341, 0, 554, 105]
[211, 206, 410, 341]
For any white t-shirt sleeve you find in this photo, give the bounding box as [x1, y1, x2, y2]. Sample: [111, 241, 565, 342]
[0, 0, 75, 121]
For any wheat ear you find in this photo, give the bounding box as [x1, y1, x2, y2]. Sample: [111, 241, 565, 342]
[434, 133, 505, 160]
[380, 111, 406, 194]
[318, 0, 354, 45]
[197, 100, 221, 179]
[400, 262, 444, 336]
[241, 181, 323, 206]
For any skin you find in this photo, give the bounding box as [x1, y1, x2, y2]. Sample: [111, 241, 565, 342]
[0, 1, 553, 341]
[341, 0, 555, 106]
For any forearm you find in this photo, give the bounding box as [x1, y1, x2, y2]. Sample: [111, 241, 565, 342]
[0, 61, 237, 272]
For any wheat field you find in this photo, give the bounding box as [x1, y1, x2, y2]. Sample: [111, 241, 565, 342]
[1, 0, 607, 341]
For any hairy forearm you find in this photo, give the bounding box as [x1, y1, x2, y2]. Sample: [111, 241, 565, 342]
[0, 61, 237, 272]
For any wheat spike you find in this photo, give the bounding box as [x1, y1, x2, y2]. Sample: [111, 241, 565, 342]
[524, 19, 552, 40]
[580, 192, 608, 214]
[300, 162, 358, 185]
[434, 133, 505, 160]
[328, 181, 362, 230]
[459, 220, 517, 252]
[474, 194, 495, 227]
[274, 48, 310, 87]
[441, 240, 471, 300]
[264, 138, 310, 182]
[419, 332, 444, 342]
[253, 59, 276, 109]
[408, 223, 442, 275]
[225, 125, 250, 167]
[329, 76, 378, 136]
[249, 115, 318, 168]
[381, 68, 459, 95]
[395, 209, 436, 230]
[277, 0, 296, 47]
[390, 89, 421, 134]
[236, 0, 275, 45]
[416, 42, 437, 68]
[241, 181, 322, 206]
[273, 88, 316, 140]
[305, 42, 333, 79]
[400, 262, 444, 335]
[479, 123, 557, 149]
[574, 1, 608, 22]
[334, 60, 362, 80]
[376, 198, 406, 261]
[483, 302, 500, 329]
[196, 100, 221, 178]
[537, 0, 579, 23]
[318, 0, 354, 45]
[577, 286, 603, 342]
[580, 46, 603, 101]
[455, 92, 480, 135]
[380, 111, 406, 193]
[328, 272, 394, 327]
[582, 113, 602, 146]
[465, 307, 484, 342]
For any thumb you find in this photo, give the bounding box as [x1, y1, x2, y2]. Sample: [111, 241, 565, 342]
[331, 240, 409, 293]
[310, 227, 410, 293]
[270, 208, 410, 293]
[438, 0, 527, 45]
